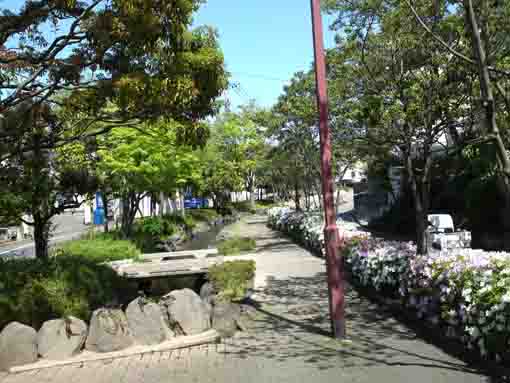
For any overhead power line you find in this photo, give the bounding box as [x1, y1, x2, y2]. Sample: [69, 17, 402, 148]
[231, 72, 289, 82]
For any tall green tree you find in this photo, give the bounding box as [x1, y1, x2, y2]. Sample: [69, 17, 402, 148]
[0, 102, 98, 259]
[96, 120, 203, 238]
[201, 109, 267, 210]
[324, 0, 475, 253]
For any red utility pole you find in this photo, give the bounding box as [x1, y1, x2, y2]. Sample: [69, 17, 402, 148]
[310, 0, 346, 338]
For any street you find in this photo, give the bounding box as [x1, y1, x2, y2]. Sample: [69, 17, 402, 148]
[0, 212, 88, 258]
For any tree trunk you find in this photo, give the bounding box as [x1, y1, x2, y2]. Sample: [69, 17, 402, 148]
[415, 205, 428, 255]
[335, 185, 344, 213]
[159, 192, 165, 217]
[102, 192, 109, 233]
[248, 185, 256, 210]
[464, 0, 510, 230]
[406, 153, 432, 255]
[120, 192, 138, 239]
[33, 214, 49, 260]
[294, 180, 302, 211]
[336, 164, 351, 214]
[313, 181, 323, 211]
[179, 190, 185, 217]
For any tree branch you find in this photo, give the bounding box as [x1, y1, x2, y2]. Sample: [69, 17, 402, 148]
[405, 0, 510, 77]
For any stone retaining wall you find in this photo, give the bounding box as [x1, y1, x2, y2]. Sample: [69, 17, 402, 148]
[0, 287, 253, 371]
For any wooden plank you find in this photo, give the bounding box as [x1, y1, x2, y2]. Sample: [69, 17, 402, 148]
[118, 356, 136, 383]
[126, 354, 145, 383]
[70, 361, 105, 383]
[92, 357, 126, 383]
[116, 259, 211, 279]
[9, 330, 220, 374]
[141, 249, 219, 261]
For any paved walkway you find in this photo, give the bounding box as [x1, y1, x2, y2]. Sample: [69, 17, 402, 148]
[2, 215, 493, 382]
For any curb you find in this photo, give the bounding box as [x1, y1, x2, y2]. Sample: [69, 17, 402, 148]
[9, 329, 220, 374]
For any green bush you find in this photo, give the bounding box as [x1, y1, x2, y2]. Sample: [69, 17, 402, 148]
[187, 208, 220, 222]
[0, 253, 137, 329]
[217, 236, 256, 256]
[58, 238, 140, 263]
[131, 214, 197, 253]
[208, 260, 256, 301]
[255, 200, 277, 210]
[232, 201, 256, 213]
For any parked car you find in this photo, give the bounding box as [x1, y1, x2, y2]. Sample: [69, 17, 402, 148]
[427, 214, 471, 250]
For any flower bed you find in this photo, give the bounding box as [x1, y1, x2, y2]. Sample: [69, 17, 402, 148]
[268, 207, 510, 364]
[267, 207, 368, 255]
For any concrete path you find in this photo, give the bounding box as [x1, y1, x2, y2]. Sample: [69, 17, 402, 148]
[2, 215, 493, 382]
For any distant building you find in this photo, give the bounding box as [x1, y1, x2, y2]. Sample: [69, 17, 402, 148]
[337, 162, 367, 185]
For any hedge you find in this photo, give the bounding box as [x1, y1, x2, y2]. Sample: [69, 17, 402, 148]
[268, 206, 510, 364]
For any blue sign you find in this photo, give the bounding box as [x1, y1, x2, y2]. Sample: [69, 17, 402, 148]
[184, 197, 209, 209]
[95, 192, 104, 209]
[94, 192, 105, 225]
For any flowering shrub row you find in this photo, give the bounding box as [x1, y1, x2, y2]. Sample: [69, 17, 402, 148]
[267, 206, 368, 255]
[268, 207, 510, 364]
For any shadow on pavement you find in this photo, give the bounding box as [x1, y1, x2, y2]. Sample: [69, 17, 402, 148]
[223, 271, 505, 380]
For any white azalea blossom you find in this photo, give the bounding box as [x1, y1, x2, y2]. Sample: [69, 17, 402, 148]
[268, 206, 510, 363]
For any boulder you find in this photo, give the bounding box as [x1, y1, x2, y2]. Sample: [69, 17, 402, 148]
[37, 317, 87, 360]
[211, 301, 241, 337]
[160, 289, 210, 335]
[200, 282, 216, 308]
[236, 303, 259, 331]
[0, 322, 37, 370]
[85, 308, 133, 353]
[126, 297, 173, 345]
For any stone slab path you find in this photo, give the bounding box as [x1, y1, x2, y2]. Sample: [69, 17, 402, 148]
[2, 215, 496, 383]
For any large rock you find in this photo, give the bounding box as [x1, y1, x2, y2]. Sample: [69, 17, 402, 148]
[200, 282, 216, 314]
[211, 301, 241, 337]
[37, 317, 87, 360]
[126, 297, 173, 345]
[0, 322, 37, 370]
[85, 308, 133, 353]
[160, 289, 210, 335]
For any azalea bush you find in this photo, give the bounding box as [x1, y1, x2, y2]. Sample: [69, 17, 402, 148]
[268, 206, 510, 364]
[267, 206, 368, 255]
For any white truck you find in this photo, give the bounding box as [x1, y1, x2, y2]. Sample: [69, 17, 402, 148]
[427, 214, 471, 250]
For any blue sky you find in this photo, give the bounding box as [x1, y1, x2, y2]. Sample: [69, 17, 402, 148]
[1, 0, 337, 109]
[193, 1, 337, 109]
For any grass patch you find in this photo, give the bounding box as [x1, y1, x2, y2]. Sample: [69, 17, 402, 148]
[232, 201, 256, 213]
[217, 236, 256, 256]
[58, 238, 141, 263]
[208, 260, 256, 301]
[187, 208, 220, 222]
[0, 252, 137, 329]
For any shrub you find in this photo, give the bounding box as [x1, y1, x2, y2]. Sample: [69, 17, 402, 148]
[217, 236, 256, 256]
[269, 206, 510, 364]
[232, 201, 256, 214]
[187, 208, 220, 222]
[58, 238, 140, 263]
[0, 253, 137, 329]
[208, 260, 256, 301]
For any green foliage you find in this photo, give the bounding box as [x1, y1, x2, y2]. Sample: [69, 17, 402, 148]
[137, 216, 175, 237]
[232, 201, 257, 213]
[58, 238, 140, 263]
[94, 121, 204, 238]
[217, 237, 256, 256]
[129, 214, 198, 253]
[1, 0, 228, 128]
[200, 108, 268, 210]
[208, 260, 256, 301]
[0, 254, 137, 329]
[187, 208, 220, 222]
